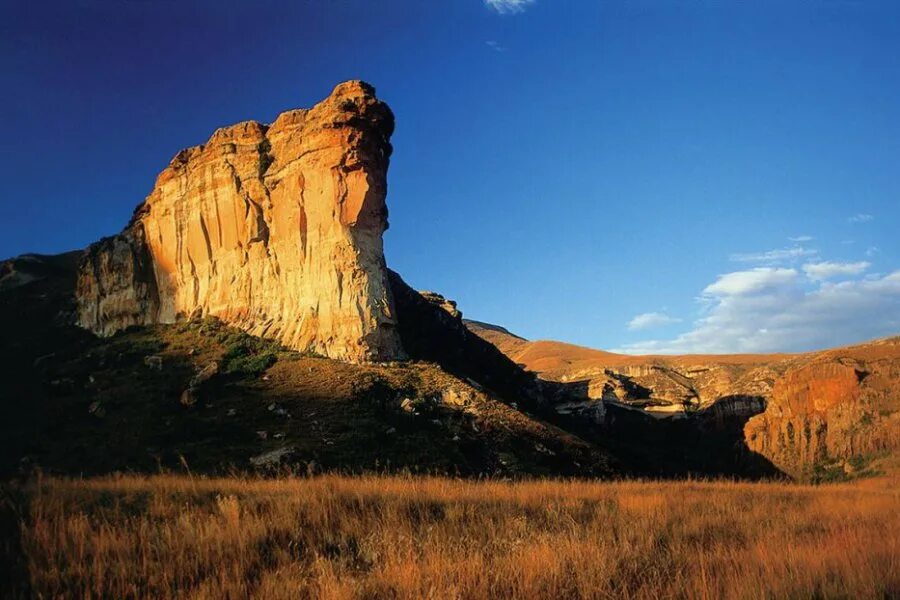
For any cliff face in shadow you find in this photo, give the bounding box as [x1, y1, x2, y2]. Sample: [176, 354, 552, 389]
[387, 271, 540, 406]
[539, 377, 782, 478]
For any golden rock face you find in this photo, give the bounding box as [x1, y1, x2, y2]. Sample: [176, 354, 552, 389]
[76, 81, 406, 362]
[743, 359, 885, 474]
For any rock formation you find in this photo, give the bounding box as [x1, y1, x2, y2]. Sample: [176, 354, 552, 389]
[744, 346, 900, 475]
[76, 81, 405, 362]
[466, 321, 900, 477]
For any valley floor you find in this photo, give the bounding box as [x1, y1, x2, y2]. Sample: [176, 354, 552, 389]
[4, 473, 899, 599]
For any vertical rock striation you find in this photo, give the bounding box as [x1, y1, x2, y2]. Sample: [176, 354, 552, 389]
[744, 362, 861, 471]
[744, 350, 900, 476]
[76, 81, 405, 362]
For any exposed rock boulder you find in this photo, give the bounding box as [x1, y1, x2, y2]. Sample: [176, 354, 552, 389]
[143, 355, 163, 370]
[249, 446, 298, 469]
[76, 81, 404, 363]
[190, 362, 219, 388]
[179, 388, 197, 407]
[179, 361, 220, 408]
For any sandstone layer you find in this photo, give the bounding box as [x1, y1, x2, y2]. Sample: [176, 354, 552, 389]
[76, 81, 405, 362]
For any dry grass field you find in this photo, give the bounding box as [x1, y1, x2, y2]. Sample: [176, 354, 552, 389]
[4, 472, 899, 599]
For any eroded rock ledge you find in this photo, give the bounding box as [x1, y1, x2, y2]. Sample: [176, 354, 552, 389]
[76, 81, 405, 362]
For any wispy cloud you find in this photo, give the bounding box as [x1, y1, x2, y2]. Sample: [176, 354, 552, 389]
[849, 213, 874, 223]
[485, 40, 507, 52]
[627, 312, 682, 331]
[866, 246, 880, 257]
[802, 261, 870, 281]
[729, 246, 817, 265]
[485, 0, 535, 14]
[788, 235, 814, 242]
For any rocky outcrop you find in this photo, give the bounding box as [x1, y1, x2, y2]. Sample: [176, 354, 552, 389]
[743, 362, 858, 472]
[745, 353, 900, 475]
[76, 81, 404, 362]
[590, 350, 899, 477]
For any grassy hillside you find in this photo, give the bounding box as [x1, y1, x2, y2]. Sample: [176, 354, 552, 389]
[1, 315, 616, 479]
[4, 472, 899, 599]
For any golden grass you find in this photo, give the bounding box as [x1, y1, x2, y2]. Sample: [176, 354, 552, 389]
[14, 473, 900, 599]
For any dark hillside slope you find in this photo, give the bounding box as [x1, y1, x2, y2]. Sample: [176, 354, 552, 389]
[0, 254, 613, 478]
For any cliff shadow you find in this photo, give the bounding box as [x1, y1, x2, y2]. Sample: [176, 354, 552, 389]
[553, 393, 787, 480]
[0, 483, 30, 599]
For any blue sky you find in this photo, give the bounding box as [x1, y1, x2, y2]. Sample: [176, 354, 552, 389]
[2, 0, 898, 353]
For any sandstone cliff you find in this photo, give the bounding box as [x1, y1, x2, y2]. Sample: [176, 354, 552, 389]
[76, 81, 404, 362]
[744, 342, 900, 476]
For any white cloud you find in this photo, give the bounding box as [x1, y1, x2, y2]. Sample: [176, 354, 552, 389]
[627, 312, 682, 331]
[849, 213, 874, 223]
[802, 261, 870, 281]
[485, 0, 535, 14]
[485, 40, 507, 52]
[616, 268, 900, 355]
[703, 268, 798, 296]
[788, 235, 814, 242]
[729, 246, 817, 265]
